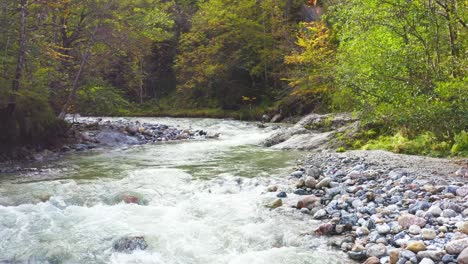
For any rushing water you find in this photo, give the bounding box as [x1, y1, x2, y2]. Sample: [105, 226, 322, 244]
[0, 118, 347, 264]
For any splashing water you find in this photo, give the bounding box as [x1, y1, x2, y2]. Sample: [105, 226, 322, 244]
[0, 118, 347, 264]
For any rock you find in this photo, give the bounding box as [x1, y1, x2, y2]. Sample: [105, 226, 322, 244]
[406, 241, 426, 253]
[442, 209, 457, 218]
[389, 248, 400, 264]
[419, 258, 435, 264]
[409, 201, 430, 214]
[357, 227, 370, 236]
[428, 205, 443, 217]
[456, 186, 468, 197]
[417, 250, 445, 262]
[348, 251, 367, 261]
[421, 228, 437, 240]
[296, 179, 305, 188]
[441, 254, 456, 263]
[455, 167, 468, 177]
[268, 199, 283, 208]
[398, 214, 427, 229]
[276, 192, 287, 198]
[400, 249, 417, 259]
[408, 225, 421, 235]
[113, 236, 148, 253]
[267, 185, 278, 192]
[296, 195, 320, 210]
[363, 256, 380, 264]
[458, 247, 468, 264]
[367, 244, 387, 257]
[459, 222, 468, 235]
[377, 224, 391, 234]
[339, 213, 359, 226]
[445, 237, 468, 254]
[316, 177, 332, 189]
[306, 167, 322, 179]
[315, 223, 335, 236]
[96, 131, 139, 146]
[270, 113, 282, 123]
[304, 177, 317, 188]
[291, 170, 304, 178]
[313, 209, 327, 219]
[121, 194, 140, 204]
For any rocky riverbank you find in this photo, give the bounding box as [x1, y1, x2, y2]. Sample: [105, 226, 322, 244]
[0, 117, 212, 173]
[268, 150, 467, 264]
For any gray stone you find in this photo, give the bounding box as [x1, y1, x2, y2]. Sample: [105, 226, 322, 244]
[367, 244, 387, 257]
[445, 237, 468, 254]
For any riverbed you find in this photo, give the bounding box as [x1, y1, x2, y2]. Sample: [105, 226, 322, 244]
[0, 118, 347, 264]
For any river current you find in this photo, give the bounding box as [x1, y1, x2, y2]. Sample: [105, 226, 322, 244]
[0, 118, 346, 264]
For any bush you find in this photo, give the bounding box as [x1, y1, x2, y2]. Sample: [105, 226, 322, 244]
[77, 86, 131, 116]
[451, 131, 468, 156]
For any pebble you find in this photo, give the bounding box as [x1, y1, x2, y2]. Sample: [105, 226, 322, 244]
[419, 258, 435, 264]
[406, 241, 426, 253]
[445, 237, 468, 254]
[276, 192, 287, 198]
[408, 225, 421, 235]
[377, 224, 391, 234]
[367, 244, 387, 257]
[421, 228, 437, 240]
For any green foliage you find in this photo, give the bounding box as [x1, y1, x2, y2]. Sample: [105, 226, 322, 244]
[451, 131, 468, 156]
[77, 86, 131, 116]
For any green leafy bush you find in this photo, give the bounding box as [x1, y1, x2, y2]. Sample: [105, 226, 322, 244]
[451, 131, 468, 156]
[77, 86, 131, 116]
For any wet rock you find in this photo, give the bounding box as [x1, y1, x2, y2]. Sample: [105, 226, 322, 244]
[113, 236, 148, 253]
[348, 251, 367, 261]
[121, 194, 140, 204]
[398, 214, 427, 229]
[296, 195, 320, 209]
[268, 199, 283, 209]
[406, 241, 426, 253]
[315, 223, 335, 236]
[276, 192, 287, 198]
[445, 237, 468, 254]
[267, 185, 278, 192]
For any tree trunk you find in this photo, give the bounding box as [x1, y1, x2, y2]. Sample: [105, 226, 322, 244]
[7, 0, 29, 116]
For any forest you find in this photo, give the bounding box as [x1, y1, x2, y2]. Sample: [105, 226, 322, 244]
[0, 0, 466, 156]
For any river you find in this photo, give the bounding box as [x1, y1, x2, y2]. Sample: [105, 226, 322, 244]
[0, 118, 347, 264]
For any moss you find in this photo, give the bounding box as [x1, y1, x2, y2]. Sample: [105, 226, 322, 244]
[336, 147, 346, 152]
